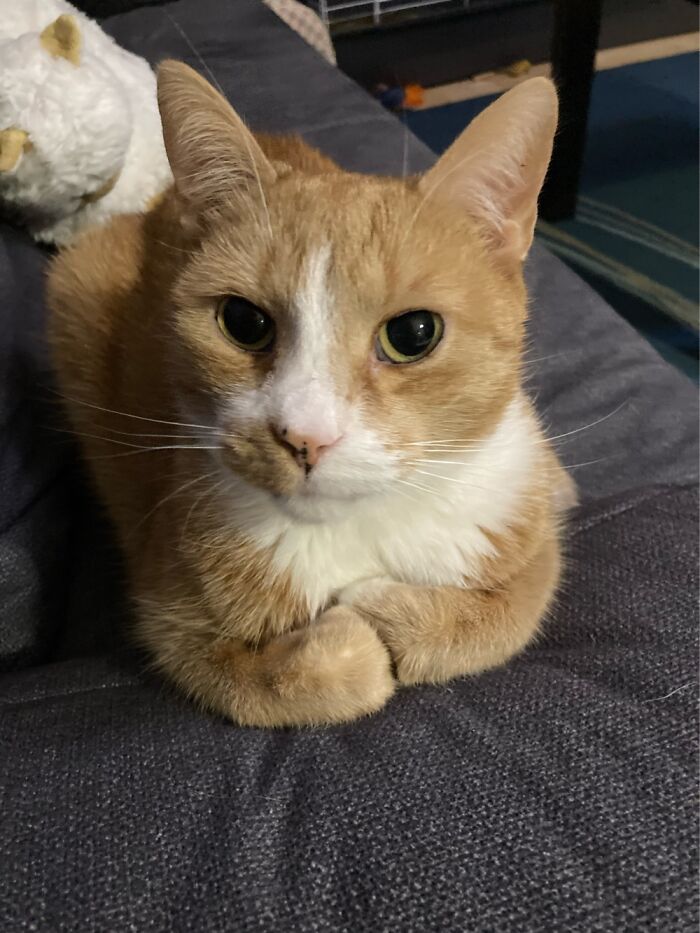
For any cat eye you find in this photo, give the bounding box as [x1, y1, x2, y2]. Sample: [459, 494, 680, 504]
[216, 296, 275, 352]
[376, 310, 444, 364]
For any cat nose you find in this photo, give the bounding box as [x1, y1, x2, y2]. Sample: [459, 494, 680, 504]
[275, 426, 340, 470]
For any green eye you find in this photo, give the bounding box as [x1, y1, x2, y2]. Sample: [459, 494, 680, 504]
[217, 296, 275, 352]
[377, 310, 444, 364]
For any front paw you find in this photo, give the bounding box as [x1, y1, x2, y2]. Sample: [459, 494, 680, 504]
[337, 576, 395, 608]
[338, 581, 451, 687]
[267, 606, 396, 724]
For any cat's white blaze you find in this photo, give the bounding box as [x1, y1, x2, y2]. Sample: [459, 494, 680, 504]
[224, 243, 345, 447]
[219, 393, 540, 616]
[271, 243, 341, 444]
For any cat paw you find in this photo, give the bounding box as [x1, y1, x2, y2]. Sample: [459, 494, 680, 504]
[336, 575, 395, 608]
[262, 606, 395, 725]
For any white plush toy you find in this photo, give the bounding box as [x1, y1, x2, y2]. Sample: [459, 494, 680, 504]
[0, 0, 171, 246]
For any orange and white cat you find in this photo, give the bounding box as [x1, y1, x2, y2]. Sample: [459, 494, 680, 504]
[47, 61, 573, 727]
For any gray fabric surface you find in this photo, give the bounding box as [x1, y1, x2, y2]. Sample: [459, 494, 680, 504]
[0, 0, 697, 929]
[2, 484, 697, 931]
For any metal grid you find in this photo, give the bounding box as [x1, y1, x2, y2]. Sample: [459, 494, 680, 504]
[313, 0, 470, 27]
[311, 0, 532, 29]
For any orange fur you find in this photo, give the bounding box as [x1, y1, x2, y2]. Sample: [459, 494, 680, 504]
[47, 62, 569, 727]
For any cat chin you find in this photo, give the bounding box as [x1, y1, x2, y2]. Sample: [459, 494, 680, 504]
[273, 491, 366, 525]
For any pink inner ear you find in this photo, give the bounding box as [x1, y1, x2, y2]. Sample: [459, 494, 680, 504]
[498, 218, 528, 262]
[417, 78, 558, 263]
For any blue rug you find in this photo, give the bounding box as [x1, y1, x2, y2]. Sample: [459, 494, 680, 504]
[406, 53, 699, 381]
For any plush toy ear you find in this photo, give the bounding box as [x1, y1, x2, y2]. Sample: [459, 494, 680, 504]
[0, 129, 30, 172]
[418, 77, 558, 264]
[40, 14, 81, 66]
[157, 60, 275, 221]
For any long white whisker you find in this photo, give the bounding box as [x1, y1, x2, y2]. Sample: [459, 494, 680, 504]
[165, 11, 225, 93]
[401, 108, 410, 182]
[399, 403, 627, 451]
[153, 238, 192, 255]
[412, 469, 501, 495]
[164, 11, 273, 239]
[392, 486, 423, 506]
[50, 392, 220, 431]
[90, 445, 223, 461]
[180, 476, 228, 547]
[97, 428, 237, 441]
[130, 470, 219, 536]
[61, 430, 221, 451]
[544, 403, 628, 443]
[400, 145, 484, 250]
[397, 477, 443, 498]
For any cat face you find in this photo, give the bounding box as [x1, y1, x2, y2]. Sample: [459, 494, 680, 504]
[0, 18, 131, 222]
[157, 63, 557, 523]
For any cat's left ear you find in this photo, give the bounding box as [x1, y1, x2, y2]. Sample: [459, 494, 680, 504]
[418, 77, 558, 264]
[157, 60, 275, 223]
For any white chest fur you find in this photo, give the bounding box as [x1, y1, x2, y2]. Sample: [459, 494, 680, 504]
[222, 396, 540, 616]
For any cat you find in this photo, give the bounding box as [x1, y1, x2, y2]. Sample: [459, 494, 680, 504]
[47, 60, 573, 727]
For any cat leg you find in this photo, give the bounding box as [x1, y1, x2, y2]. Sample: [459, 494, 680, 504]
[142, 605, 395, 727]
[338, 536, 560, 686]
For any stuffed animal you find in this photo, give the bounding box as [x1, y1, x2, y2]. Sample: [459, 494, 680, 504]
[0, 0, 171, 246]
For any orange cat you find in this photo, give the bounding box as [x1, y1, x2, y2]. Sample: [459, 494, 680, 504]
[47, 61, 572, 727]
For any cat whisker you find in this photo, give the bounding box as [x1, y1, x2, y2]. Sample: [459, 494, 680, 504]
[396, 477, 445, 499]
[93, 427, 235, 441]
[399, 145, 484, 249]
[560, 457, 608, 470]
[58, 429, 222, 452]
[401, 107, 410, 182]
[129, 470, 220, 537]
[165, 10, 225, 93]
[391, 482, 425, 506]
[180, 476, 228, 547]
[520, 352, 567, 366]
[405, 458, 521, 475]
[397, 403, 627, 453]
[48, 390, 221, 431]
[411, 469, 503, 495]
[152, 238, 193, 256]
[164, 11, 273, 239]
[544, 403, 628, 444]
[89, 444, 223, 461]
[409, 457, 580, 477]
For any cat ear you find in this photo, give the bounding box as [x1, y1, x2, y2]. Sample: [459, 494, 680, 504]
[40, 14, 81, 66]
[0, 129, 30, 172]
[418, 77, 558, 263]
[157, 60, 275, 221]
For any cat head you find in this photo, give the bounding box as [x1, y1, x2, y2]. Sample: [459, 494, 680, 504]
[0, 15, 131, 223]
[155, 62, 557, 523]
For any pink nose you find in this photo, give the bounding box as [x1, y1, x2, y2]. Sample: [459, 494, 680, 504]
[277, 426, 339, 470]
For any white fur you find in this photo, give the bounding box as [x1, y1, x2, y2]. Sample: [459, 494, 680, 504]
[0, 0, 171, 245]
[273, 243, 342, 445]
[215, 394, 539, 617]
[227, 244, 343, 447]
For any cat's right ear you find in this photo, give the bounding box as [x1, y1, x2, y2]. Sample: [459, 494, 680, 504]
[418, 77, 557, 265]
[157, 60, 275, 223]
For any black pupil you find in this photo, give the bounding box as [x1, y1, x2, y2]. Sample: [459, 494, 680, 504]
[386, 310, 435, 356]
[223, 298, 272, 346]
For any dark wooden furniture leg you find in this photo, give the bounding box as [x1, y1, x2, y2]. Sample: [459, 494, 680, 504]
[540, 0, 604, 221]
